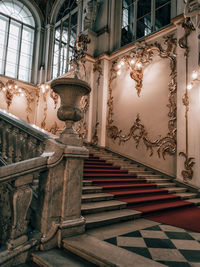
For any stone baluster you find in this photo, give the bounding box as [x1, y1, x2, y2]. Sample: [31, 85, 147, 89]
[7, 174, 33, 250]
[1, 122, 8, 160]
[15, 130, 23, 162]
[6, 125, 14, 164]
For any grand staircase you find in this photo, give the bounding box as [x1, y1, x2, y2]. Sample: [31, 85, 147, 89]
[30, 144, 200, 267]
[81, 144, 200, 229]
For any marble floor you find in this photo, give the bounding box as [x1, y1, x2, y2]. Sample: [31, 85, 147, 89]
[87, 218, 200, 267]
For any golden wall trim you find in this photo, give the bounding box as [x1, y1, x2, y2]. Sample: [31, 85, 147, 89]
[107, 35, 177, 159]
[179, 17, 196, 181]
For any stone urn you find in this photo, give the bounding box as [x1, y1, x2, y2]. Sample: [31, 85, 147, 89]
[51, 78, 91, 146]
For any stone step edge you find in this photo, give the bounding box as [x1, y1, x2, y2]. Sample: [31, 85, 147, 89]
[62, 234, 164, 267]
[85, 209, 141, 229]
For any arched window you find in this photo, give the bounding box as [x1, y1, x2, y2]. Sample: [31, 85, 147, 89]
[121, 0, 171, 46]
[0, 0, 35, 82]
[52, 0, 78, 79]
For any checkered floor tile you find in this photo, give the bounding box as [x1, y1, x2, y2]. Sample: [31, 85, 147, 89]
[104, 224, 200, 267]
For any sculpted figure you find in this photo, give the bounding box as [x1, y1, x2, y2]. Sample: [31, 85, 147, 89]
[83, 0, 100, 30]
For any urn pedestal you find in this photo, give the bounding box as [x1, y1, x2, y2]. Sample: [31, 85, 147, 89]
[51, 78, 91, 146]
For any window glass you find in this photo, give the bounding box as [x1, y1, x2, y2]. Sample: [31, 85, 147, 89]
[121, 0, 134, 46]
[156, 0, 170, 9]
[0, 0, 35, 82]
[137, 0, 151, 19]
[121, 0, 171, 47]
[52, 0, 78, 78]
[155, 2, 171, 30]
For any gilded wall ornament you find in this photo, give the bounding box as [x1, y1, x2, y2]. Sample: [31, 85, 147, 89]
[178, 17, 195, 56]
[0, 79, 40, 123]
[70, 33, 91, 78]
[39, 84, 59, 130]
[179, 152, 195, 181]
[91, 122, 99, 145]
[179, 16, 196, 181]
[92, 59, 103, 144]
[74, 95, 89, 139]
[107, 35, 177, 159]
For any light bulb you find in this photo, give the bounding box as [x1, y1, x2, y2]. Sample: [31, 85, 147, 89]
[117, 70, 121, 75]
[187, 84, 193, 90]
[19, 88, 22, 92]
[14, 85, 18, 89]
[2, 87, 6, 91]
[8, 85, 12, 89]
[121, 61, 125, 66]
[192, 72, 198, 79]
[136, 63, 142, 68]
[130, 59, 135, 64]
[21, 93, 24, 97]
[45, 85, 49, 89]
[117, 64, 121, 69]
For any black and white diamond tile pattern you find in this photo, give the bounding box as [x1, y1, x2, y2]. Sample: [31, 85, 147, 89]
[104, 224, 200, 267]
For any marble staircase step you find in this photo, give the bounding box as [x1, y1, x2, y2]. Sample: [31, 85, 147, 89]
[62, 234, 164, 267]
[187, 198, 200, 205]
[84, 209, 141, 229]
[83, 180, 92, 186]
[174, 192, 197, 199]
[82, 186, 102, 194]
[156, 182, 176, 188]
[82, 193, 114, 203]
[145, 178, 171, 183]
[167, 187, 187, 193]
[128, 170, 154, 175]
[81, 200, 127, 214]
[31, 248, 95, 267]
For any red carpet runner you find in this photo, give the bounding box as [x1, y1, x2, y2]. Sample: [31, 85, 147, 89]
[84, 154, 200, 232]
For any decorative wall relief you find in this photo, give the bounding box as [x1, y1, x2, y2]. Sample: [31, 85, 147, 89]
[38, 84, 59, 131]
[70, 33, 91, 79]
[92, 59, 103, 144]
[0, 79, 40, 123]
[83, 0, 101, 31]
[74, 95, 89, 139]
[107, 35, 177, 159]
[179, 17, 196, 181]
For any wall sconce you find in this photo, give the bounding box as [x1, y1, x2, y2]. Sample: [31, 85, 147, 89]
[115, 57, 144, 97]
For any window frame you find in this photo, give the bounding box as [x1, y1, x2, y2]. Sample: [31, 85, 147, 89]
[121, 0, 173, 47]
[0, 1, 36, 83]
[52, 5, 78, 79]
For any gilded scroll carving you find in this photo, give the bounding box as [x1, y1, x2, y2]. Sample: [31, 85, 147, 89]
[179, 17, 196, 181]
[0, 79, 40, 123]
[39, 84, 59, 130]
[92, 59, 103, 144]
[70, 33, 91, 78]
[107, 35, 177, 159]
[179, 152, 195, 181]
[74, 95, 89, 139]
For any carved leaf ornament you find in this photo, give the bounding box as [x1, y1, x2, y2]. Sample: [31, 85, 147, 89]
[107, 36, 177, 159]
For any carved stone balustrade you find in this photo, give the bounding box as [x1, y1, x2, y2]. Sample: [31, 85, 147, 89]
[0, 109, 49, 165]
[0, 155, 48, 266]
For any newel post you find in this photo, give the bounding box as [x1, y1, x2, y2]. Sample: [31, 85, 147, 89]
[39, 78, 91, 250]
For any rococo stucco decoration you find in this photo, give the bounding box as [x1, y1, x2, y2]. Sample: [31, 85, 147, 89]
[39, 84, 59, 130]
[179, 17, 196, 181]
[0, 79, 40, 123]
[92, 59, 103, 144]
[74, 95, 89, 139]
[70, 33, 91, 79]
[107, 35, 177, 159]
